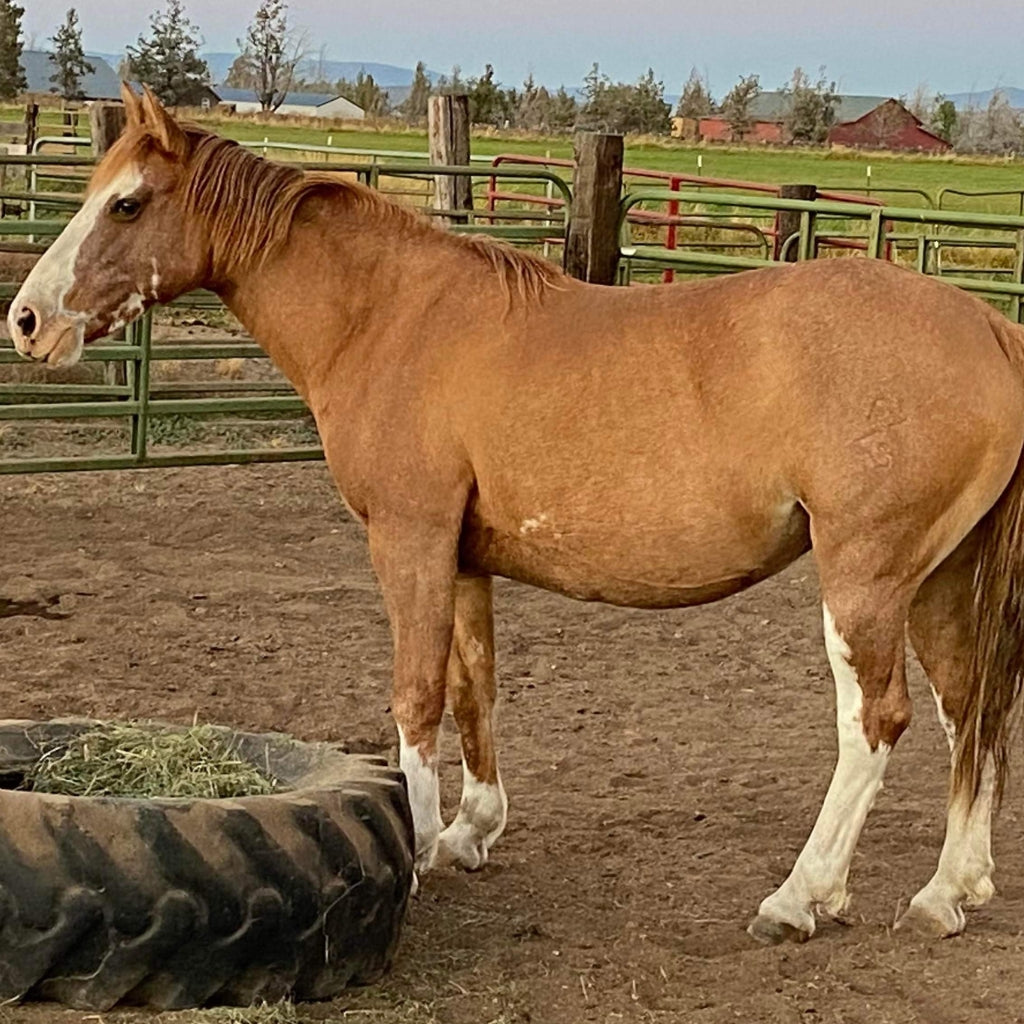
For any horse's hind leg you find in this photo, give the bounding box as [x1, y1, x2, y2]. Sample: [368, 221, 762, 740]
[437, 574, 508, 870]
[899, 534, 996, 936]
[749, 582, 914, 944]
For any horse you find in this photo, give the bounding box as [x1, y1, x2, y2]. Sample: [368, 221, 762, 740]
[10, 84, 1024, 945]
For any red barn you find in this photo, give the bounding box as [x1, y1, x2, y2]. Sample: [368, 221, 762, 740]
[697, 116, 785, 144]
[827, 99, 951, 153]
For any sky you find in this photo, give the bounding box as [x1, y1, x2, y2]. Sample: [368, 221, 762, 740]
[22, 0, 1024, 99]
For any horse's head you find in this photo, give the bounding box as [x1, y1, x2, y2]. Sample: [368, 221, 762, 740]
[8, 85, 207, 367]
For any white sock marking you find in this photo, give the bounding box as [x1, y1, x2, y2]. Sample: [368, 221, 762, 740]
[907, 690, 995, 930]
[438, 761, 508, 869]
[397, 725, 443, 870]
[754, 604, 890, 935]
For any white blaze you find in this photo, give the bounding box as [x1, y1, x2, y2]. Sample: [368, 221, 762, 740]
[8, 165, 143, 361]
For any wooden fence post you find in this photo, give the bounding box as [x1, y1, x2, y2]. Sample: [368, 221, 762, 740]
[563, 132, 624, 285]
[774, 183, 817, 261]
[89, 102, 127, 157]
[428, 94, 472, 226]
[23, 103, 38, 151]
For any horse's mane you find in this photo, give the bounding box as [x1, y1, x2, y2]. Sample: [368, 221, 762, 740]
[95, 124, 563, 298]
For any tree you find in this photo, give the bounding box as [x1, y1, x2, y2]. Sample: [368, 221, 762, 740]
[676, 67, 713, 119]
[400, 60, 432, 121]
[467, 63, 501, 125]
[906, 81, 933, 121]
[720, 74, 760, 141]
[232, 0, 306, 112]
[547, 86, 578, 130]
[512, 76, 577, 131]
[580, 64, 671, 134]
[125, 0, 211, 107]
[336, 70, 388, 117]
[48, 8, 95, 101]
[0, 0, 26, 101]
[434, 65, 465, 95]
[780, 66, 837, 144]
[931, 95, 957, 144]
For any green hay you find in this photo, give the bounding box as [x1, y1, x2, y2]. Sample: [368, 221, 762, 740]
[27, 722, 278, 799]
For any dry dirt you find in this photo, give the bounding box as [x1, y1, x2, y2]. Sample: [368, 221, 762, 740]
[0, 463, 1022, 1024]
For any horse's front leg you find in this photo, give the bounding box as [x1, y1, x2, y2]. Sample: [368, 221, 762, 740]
[369, 517, 459, 872]
[437, 574, 508, 870]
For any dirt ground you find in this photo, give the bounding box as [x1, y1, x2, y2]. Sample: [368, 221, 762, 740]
[0, 463, 1022, 1024]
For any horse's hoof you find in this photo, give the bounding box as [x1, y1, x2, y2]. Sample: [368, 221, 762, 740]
[436, 823, 488, 871]
[895, 899, 965, 938]
[747, 914, 813, 945]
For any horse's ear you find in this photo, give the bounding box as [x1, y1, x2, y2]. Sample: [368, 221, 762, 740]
[139, 84, 187, 157]
[120, 82, 143, 128]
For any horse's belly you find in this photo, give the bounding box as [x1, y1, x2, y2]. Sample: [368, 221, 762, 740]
[459, 503, 811, 609]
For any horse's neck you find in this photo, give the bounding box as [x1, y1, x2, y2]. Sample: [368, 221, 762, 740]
[214, 208, 417, 401]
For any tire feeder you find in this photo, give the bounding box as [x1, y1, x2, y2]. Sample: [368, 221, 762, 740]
[0, 719, 414, 1010]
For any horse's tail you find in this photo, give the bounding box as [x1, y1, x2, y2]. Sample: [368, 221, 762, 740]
[954, 312, 1024, 806]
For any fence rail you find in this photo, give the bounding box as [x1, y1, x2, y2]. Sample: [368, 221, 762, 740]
[618, 187, 1024, 321]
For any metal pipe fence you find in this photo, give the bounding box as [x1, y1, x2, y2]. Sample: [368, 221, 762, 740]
[619, 188, 1024, 321]
[0, 153, 573, 475]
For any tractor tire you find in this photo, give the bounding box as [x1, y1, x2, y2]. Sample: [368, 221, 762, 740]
[0, 719, 414, 1010]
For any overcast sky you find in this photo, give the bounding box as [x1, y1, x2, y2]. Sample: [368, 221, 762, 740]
[23, 0, 1024, 98]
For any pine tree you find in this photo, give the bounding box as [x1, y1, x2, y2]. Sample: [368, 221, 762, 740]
[676, 68, 714, 119]
[720, 74, 760, 141]
[400, 60, 431, 122]
[125, 0, 211, 106]
[0, 0, 26, 101]
[931, 95, 957, 144]
[467, 63, 501, 125]
[48, 9, 95, 101]
[336, 71, 388, 117]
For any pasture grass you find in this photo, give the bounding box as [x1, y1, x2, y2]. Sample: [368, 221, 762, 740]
[27, 722, 278, 799]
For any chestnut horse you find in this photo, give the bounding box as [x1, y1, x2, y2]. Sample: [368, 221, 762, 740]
[10, 86, 1024, 944]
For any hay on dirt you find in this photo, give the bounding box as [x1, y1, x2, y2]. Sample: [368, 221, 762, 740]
[27, 722, 278, 798]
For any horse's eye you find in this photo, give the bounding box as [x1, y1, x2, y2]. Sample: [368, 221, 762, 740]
[110, 196, 142, 221]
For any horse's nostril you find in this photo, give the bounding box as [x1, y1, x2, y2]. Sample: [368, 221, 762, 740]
[15, 307, 36, 339]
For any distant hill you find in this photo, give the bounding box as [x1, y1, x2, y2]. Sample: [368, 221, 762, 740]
[946, 87, 1024, 110]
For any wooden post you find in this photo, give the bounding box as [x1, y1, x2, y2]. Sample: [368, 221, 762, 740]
[23, 103, 38, 151]
[563, 132, 623, 285]
[428, 94, 472, 226]
[89, 102, 128, 157]
[774, 183, 817, 261]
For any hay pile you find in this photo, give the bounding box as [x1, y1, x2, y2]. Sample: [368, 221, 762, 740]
[28, 723, 278, 799]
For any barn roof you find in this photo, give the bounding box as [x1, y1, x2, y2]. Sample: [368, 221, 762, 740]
[749, 91, 891, 123]
[22, 50, 121, 100]
[217, 87, 339, 108]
